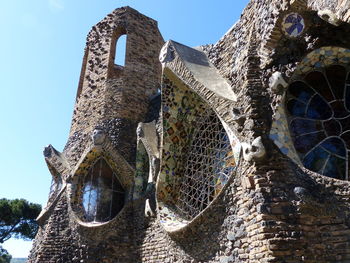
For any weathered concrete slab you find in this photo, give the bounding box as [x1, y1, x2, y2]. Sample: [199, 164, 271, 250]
[162, 40, 237, 102]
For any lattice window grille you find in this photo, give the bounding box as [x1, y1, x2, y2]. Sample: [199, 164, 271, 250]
[176, 110, 235, 220]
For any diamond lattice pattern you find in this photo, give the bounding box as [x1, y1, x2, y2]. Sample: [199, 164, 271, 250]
[176, 110, 235, 220]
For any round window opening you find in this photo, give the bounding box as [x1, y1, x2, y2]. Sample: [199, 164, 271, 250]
[286, 65, 350, 180]
[81, 158, 125, 223]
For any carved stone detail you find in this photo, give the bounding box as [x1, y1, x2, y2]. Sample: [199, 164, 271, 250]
[318, 9, 341, 26]
[269, 71, 288, 94]
[159, 41, 175, 64]
[242, 136, 266, 162]
[92, 128, 106, 145]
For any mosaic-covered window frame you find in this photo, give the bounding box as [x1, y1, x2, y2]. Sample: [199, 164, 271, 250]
[272, 47, 350, 181]
[158, 75, 241, 230]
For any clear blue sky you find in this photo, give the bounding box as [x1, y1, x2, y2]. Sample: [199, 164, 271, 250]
[0, 0, 249, 258]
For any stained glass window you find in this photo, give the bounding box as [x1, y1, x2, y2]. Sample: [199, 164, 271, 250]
[82, 158, 125, 223]
[176, 109, 236, 220]
[47, 173, 62, 205]
[286, 65, 350, 180]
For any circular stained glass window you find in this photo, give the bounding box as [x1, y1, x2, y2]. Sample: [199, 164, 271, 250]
[286, 65, 350, 180]
[282, 13, 305, 37]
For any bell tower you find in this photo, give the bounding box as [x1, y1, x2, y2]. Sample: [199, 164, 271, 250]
[28, 7, 164, 262]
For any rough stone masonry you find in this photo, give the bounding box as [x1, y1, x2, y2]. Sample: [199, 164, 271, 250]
[28, 1, 350, 262]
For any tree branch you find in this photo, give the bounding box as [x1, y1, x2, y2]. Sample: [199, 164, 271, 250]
[0, 221, 20, 243]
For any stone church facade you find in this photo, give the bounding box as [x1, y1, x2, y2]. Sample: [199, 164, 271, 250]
[28, 0, 350, 262]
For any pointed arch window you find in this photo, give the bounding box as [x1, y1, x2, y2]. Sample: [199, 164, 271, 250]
[47, 172, 62, 206]
[82, 158, 125, 223]
[109, 28, 127, 79]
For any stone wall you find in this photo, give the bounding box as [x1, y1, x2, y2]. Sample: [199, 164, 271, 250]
[203, 0, 350, 262]
[28, 7, 165, 263]
[29, 1, 350, 262]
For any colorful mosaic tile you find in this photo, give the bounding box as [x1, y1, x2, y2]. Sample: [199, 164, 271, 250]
[270, 102, 302, 164]
[158, 76, 208, 205]
[296, 47, 350, 75]
[133, 143, 149, 199]
[158, 75, 241, 229]
[282, 13, 305, 37]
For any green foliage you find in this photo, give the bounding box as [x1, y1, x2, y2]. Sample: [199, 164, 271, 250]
[0, 199, 41, 243]
[0, 246, 11, 263]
